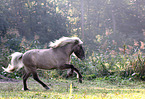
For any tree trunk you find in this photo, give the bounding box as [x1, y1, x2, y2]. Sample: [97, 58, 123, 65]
[111, 9, 116, 34]
[81, 0, 84, 41]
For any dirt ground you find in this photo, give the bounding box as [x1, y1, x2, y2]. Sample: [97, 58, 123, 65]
[0, 74, 19, 83]
[0, 79, 19, 83]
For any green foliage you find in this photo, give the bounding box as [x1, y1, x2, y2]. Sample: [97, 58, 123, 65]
[69, 48, 145, 81]
[1, 0, 70, 44]
[127, 55, 145, 80]
[0, 34, 43, 79]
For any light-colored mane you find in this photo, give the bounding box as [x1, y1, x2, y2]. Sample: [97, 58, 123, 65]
[49, 37, 83, 48]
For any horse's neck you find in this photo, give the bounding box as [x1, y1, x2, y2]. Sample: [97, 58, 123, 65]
[58, 43, 74, 56]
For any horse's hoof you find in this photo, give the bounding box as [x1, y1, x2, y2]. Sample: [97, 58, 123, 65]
[22, 88, 30, 91]
[66, 75, 69, 79]
[44, 87, 50, 90]
[79, 79, 82, 83]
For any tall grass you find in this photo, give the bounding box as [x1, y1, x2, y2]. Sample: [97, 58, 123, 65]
[70, 42, 145, 81]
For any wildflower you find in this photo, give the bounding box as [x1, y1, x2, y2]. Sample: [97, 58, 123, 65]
[112, 40, 117, 45]
[128, 45, 133, 50]
[126, 49, 131, 54]
[34, 35, 40, 40]
[140, 41, 144, 49]
[119, 47, 124, 52]
[134, 40, 139, 46]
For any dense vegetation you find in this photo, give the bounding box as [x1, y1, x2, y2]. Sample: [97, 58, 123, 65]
[0, 0, 145, 81]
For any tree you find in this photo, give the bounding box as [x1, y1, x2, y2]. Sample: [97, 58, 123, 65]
[1, 0, 70, 43]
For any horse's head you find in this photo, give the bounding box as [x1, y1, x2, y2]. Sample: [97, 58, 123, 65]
[73, 41, 85, 60]
[49, 36, 85, 60]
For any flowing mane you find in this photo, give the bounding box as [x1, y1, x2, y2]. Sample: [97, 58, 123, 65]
[49, 37, 83, 48]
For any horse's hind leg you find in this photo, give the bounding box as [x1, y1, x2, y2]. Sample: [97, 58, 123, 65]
[60, 64, 82, 83]
[32, 71, 50, 90]
[23, 72, 31, 90]
[66, 69, 74, 78]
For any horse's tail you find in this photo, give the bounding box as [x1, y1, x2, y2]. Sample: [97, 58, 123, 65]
[2, 52, 24, 73]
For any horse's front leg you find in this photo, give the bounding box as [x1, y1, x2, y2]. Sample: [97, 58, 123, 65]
[60, 64, 82, 83]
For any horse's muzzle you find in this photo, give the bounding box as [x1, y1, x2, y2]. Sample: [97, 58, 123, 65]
[80, 56, 85, 60]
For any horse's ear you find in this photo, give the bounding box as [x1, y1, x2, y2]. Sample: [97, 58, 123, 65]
[74, 40, 79, 44]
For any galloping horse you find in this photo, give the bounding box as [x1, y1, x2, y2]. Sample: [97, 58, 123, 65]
[3, 37, 85, 90]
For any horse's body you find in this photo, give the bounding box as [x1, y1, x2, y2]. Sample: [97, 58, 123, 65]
[23, 49, 69, 70]
[3, 37, 85, 90]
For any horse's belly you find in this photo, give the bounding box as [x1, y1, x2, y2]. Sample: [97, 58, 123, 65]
[36, 62, 58, 70]
[35, 57, 59, 70]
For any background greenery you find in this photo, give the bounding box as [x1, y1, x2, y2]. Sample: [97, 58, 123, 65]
[0, 0, 145, 81]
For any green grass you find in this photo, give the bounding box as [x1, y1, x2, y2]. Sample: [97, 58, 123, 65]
[1, 78, 145, 99]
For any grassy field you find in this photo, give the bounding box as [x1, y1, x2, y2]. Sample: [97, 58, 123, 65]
[0, 78, 145, 99]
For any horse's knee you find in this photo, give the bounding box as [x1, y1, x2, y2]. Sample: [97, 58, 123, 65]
[33, 76, 38, 80]
[69, 65, 75, 69]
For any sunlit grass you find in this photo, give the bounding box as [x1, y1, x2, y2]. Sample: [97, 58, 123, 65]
[0, 78, 145, 99]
